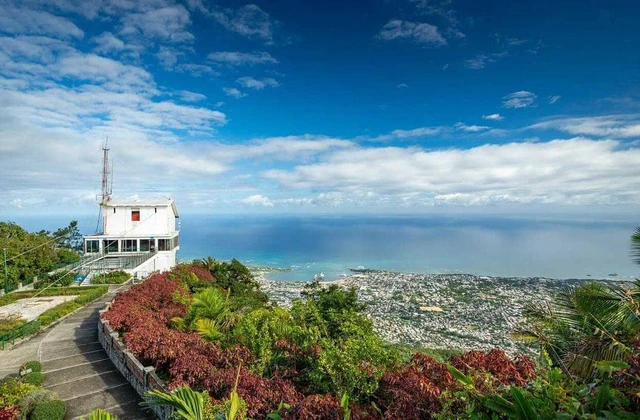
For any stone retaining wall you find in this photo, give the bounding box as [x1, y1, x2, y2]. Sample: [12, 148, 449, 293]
[98, 303, 173, 420]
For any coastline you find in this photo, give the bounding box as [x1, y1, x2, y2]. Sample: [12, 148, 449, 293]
[253, 268, 629, 354]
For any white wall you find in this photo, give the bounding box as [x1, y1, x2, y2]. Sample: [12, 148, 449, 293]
[128, 251, 176, 278]
[104, 206, 176, 236]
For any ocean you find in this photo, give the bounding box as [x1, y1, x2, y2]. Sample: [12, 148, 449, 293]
[9, 213, 639, 282]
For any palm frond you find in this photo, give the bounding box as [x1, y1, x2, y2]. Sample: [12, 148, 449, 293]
[631, 227, 640, 266]
[142, 387, 205, 420]
[195, 318, 223, 342]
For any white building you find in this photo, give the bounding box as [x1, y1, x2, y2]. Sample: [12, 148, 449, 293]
[83, 199, 180, 275]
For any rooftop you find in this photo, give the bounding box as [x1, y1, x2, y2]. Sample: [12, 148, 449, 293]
[103, 198, 179, 217]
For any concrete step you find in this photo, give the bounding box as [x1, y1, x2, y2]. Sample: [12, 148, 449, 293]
[42, 339, 100, 353]
[42, 342, 103, 361]
[47, 370, 128, 400]
[82, 399, 155, 420]
[43, 350, 109, 372]
[45, 359, 116, 385]
[64, 383, 149, 419]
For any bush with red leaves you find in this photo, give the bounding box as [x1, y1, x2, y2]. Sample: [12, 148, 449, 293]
[0, 405, 19, 420]
[376, 354, 447, 419]
[171, 264, 215, 284]
[449, 349, 533, 387]
[283, 394, 380, 420]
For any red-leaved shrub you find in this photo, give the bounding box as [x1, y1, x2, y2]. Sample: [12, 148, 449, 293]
[0, 405, 19, 420]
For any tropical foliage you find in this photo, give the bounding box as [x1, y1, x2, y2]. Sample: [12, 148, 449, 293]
[0, 221, 82, 291]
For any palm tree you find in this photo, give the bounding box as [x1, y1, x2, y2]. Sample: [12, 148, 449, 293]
[172, 287, 238, 342]
[142, 367, 246, 420]
[516, 227, 640, 379]
[197, 257, 219, 272]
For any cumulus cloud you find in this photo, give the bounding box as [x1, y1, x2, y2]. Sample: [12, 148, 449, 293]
[483, 113, 504, 121]
[378, 20, 446, 46]
[239, 194, 273, 207]
[263, 138, 640, 206]
[528, 115, 640, 138]
[236, 76, 279, 90]
[207, 51, 278, 66]
[0, 5, 84, 39]
[119, 5, 195, 44]
[223, 87, 247, 98]
[503, 91, 537, 108]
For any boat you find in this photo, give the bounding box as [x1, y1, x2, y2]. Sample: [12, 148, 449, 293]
[608, 273, 619, 277]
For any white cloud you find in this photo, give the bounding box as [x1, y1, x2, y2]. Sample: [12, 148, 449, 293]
[239, 194, 273, 207]
[119, 4, 194, 44]
[503, 91, 537, 109]
[397, 83, 409, 88]
[528, 115, 640, 138]
[223, 87, 247, 98]
[369, 126, 442, 142]
[176, 90, 206, 102]
[378, 20, 446, 46]
[483, 113, 504, 121]
[91, 32, 141, 58]
[207, 51, 277, 66]
[548, 95, 561, 104]
[454, 122, 490, 132]
[0, 5, 84, 39]
[236, 76, 279, 90]
[263, 138, 640, 206]
[56, 53, 156, 93]
[465, 52, 508, 70]
[212, 4, 274, 43]
[174, 63, 217, 77]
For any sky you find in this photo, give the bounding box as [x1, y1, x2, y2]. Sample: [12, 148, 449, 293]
[1, 0, 639, 217]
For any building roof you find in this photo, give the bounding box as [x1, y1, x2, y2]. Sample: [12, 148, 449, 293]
[103, 198, 179, 217]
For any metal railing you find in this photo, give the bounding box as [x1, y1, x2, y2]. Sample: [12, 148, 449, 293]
[0, 320, 41, 350]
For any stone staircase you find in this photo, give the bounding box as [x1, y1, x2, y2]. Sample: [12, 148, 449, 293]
[39, 288, 153, 419]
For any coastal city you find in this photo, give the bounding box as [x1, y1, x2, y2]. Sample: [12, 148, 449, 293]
[255, 269, 616, 354]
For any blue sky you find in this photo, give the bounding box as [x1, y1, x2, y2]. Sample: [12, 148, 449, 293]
[0, 0, 639, 216]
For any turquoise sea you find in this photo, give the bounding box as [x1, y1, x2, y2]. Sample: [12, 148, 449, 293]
[11, 214, 639, 282]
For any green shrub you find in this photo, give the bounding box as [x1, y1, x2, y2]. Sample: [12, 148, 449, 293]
[34, 271, 73, 289]
[21, 372, 44, 386]
[30, 399, 66, 420]
[90, 271, 130, 285]
[17, 389, 57, 420]
[0, 377, 36, 406]
[20, 361, 42, 374]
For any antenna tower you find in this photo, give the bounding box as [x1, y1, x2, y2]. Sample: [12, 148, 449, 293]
[100, 139, 112, 205]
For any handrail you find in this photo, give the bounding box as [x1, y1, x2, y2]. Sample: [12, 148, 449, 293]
[0, 320, 41, 350]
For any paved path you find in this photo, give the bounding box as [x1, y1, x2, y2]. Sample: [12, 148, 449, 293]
[0, 286, 153, 419]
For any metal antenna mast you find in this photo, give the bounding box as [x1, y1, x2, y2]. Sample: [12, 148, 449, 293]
[100, 139, 112, 205]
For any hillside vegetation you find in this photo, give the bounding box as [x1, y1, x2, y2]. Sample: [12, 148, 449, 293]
[103, 232, 640, 419]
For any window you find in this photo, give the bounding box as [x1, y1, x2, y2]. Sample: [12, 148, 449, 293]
[173, 235, 179, 248]
[131, 210, 140, 222]
[104, 239, 118, 253]
[158, 239, 170, 251]
[85, 240, 99, 253]
[121, 239, 137, 252]
[140, 239, 150, 252]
